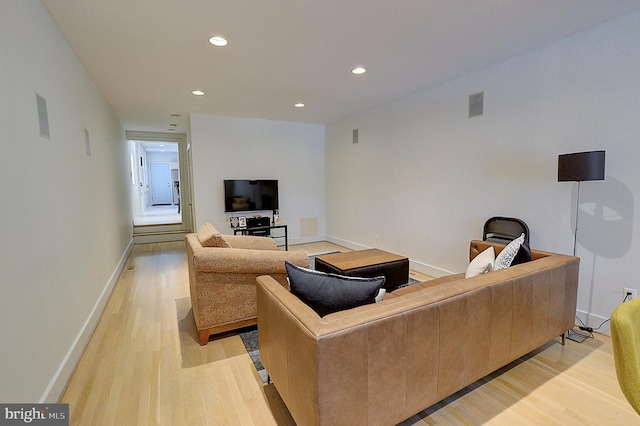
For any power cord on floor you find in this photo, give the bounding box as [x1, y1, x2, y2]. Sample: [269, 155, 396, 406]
[570, 292, 631, 341]
[574, 316, 594, 339]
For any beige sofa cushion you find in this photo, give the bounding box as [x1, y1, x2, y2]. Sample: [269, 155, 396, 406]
[197, 223, 231, 248]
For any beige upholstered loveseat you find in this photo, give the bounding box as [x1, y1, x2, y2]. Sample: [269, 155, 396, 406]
[186, 223, 308, 345]
[256, 240, 579, 425]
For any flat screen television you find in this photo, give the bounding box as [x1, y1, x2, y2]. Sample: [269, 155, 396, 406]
[224, 179, 279, 212]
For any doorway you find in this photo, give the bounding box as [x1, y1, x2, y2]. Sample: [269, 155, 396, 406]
[150, 162, 172, 205]
[126, 131, 193, 240]
[129, 140, 181, 225]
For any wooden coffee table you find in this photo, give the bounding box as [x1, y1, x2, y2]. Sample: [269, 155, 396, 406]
[314, 249, 409, 291]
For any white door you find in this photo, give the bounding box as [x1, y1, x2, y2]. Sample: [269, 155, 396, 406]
[150, 163, 172, 205]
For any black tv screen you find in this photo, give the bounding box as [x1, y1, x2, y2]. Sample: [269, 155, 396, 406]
[224, 180, 279, 212]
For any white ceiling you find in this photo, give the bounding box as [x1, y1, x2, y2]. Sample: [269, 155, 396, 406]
[41, 0, 640, 133]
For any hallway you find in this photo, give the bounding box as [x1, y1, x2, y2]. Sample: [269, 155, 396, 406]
[133, 204, 181, 226]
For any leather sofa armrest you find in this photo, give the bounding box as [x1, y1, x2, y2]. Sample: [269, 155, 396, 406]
[257, 275, 323, 333]
[257, 275, 323, 425]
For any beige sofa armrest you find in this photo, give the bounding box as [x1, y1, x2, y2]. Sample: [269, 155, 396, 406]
[224, 234, 277, 250]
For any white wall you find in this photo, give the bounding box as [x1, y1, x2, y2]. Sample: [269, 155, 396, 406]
[326, 11, 640, 332]
[146, 151, 179, 164]
[190, 114, 325, 245]
[0, 1, 132, 402]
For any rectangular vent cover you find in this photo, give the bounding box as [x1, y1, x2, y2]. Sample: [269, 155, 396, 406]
[468, 91, 484, 118]
[36, 93, 50, 138]
[84, 128, 91, 156]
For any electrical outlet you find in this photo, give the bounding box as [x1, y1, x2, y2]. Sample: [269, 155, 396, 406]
[624, 287, 637, 300]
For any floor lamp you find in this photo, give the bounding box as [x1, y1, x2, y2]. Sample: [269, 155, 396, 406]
[558, 150, 605, 342]
[558, 150, 606, 256]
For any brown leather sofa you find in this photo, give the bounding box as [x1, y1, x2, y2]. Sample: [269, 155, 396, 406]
[186, 223, 309, 345]
[256, 240, 579, 425]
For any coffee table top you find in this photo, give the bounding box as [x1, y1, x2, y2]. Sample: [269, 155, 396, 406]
[315, 249, 408, 271]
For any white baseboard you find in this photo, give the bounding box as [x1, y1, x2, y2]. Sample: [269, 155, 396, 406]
[41, 238, 135, 403]
[325, 235, 370, 251]
[326, 235, 454, 278]
[409, 259, 454, 279]
[288, 235, 326, 246]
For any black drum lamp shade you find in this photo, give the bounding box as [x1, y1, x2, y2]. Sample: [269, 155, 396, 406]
[558, 150, 605, 182]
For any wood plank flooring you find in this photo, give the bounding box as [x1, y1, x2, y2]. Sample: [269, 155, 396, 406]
[60, 241, 638, 425]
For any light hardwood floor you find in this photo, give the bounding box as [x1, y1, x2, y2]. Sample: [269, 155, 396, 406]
[60, 241, 638, 425]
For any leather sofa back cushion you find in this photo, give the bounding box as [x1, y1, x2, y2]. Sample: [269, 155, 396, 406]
[197, 223, 232, 248]
[285, 261, 385, 317]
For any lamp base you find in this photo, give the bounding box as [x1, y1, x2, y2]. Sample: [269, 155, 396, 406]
[566, 329, 588, 343]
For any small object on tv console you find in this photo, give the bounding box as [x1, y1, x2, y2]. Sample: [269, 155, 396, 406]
[246, 216, 270, 228]
[273, 211, 281, 225]
[230, 216, 239, 228]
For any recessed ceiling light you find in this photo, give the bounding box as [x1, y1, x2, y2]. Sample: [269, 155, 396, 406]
[192, 90, 205, 96]
[351, 67, 366, 75]
[209, 36, 228, 47]
[294, 103, 305, 108]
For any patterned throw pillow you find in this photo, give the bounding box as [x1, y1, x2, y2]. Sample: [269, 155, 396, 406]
[493, 233, 525, 271]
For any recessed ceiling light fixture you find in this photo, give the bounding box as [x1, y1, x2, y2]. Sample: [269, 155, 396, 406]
[209, 36, 228, 47]
[294, 103, 305, 108]
[351, 66, 366, 75]
[192, 90, 205, 96]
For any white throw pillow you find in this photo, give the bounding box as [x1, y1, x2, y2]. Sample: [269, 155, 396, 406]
[465, 247, 495, 278]
[493, 233, 525, 271]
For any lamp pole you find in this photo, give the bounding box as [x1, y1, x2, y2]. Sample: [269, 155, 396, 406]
[573, 181, 581, 256]
[558, 150, 605, 257]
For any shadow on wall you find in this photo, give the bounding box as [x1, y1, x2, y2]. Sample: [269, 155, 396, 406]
[572, 176, 633, 259]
